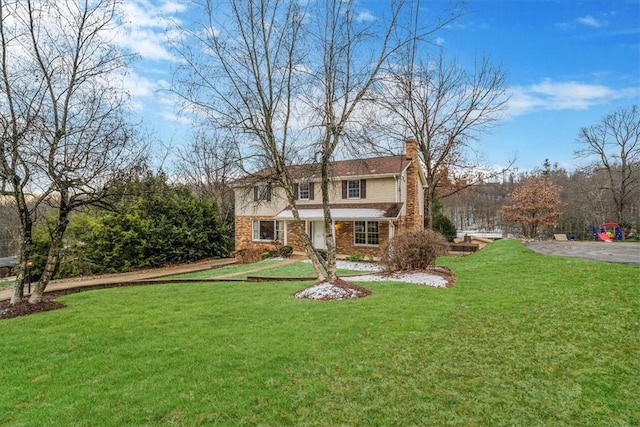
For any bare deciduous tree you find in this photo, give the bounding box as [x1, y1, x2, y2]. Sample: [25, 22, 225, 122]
[1, 0, 143, 304]
[175, 132, 240, 234]
[173, 0, 459, 287]
[1, 0, 49, 304]
[173, 0, 331, 279]
[305, 0, 415, 282]
[575, 105, 640, 227]
[376, 50, 509, 228]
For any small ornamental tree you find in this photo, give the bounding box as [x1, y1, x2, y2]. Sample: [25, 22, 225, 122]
[500, 175, 563, 238]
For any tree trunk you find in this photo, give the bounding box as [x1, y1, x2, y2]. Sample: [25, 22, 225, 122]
[29, 206, 70, 304]
[10, 259, 26, 304]
[426, 186, 436, 230]
[293, 218, 326, 281]
[273, 155, 327, 281]
[321, 154, 337, 282]
[10, 191, 33, 305]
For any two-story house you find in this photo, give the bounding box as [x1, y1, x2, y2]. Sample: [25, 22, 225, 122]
[233, 139, 426, 257]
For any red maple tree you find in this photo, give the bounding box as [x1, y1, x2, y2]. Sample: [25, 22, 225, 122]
[500, 176, 563, 238]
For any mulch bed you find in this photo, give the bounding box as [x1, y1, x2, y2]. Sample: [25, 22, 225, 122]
[0, 283, 139, 320]
[0, 294, 67, 320]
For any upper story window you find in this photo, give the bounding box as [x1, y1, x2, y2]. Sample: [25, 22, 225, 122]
[342, 179, 366, 199]
[298, 182, 310, 200]
[347, 180, 360, 198]
[254, 185, 271, 202]
[294, 182, 314, 200]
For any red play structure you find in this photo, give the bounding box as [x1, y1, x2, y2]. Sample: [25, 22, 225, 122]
[592, 222, 623, 242]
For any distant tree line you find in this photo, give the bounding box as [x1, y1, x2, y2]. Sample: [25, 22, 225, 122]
[442, 105, 639, 239]
[442, 163, 639, 240]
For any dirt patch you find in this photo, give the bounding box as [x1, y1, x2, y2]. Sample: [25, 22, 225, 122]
[1, 294, 66, 320]
[0, 282, 150, 320]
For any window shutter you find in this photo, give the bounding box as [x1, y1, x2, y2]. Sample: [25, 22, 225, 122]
[361, 180, 366, 199]
[342, 180, 347, 199]
[266, 185, 272, 202]
[293, 183, 299, 200]
[309, 182, 314, 200]
[253, 186, 258, 201]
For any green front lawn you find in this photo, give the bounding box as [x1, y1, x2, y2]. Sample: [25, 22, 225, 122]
[172, 258, 368, 279]
[0, 240, 638, 425]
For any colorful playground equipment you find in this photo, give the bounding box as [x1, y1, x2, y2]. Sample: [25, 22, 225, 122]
[592, 222, 623, 242]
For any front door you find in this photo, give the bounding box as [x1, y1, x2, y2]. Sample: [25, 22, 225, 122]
[310, 221, 326, 250]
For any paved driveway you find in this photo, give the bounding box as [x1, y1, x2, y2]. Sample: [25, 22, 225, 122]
[525, 241, 640, 265]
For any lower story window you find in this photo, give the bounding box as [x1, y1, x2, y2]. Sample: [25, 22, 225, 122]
[354, 220, 379, 245]
[252, 220, 280, 241]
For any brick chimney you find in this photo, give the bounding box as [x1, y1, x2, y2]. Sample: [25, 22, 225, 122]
[404, 138, 422, 230]
[405, 137, 417, 161]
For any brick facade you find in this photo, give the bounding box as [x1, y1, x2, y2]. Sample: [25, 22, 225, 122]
[285, 220, 307, 252]
[234, 216, 282, 251]
[334, 220, 391, 257]
[234, 139, 424, 256]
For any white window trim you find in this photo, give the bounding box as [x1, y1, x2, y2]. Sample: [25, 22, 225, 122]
[354, 220, 380, 246]
[252, 220, 281, 242]
[256, 185, 269, 201]
[347, 179, 361, 199]
[298, 182, 310, 200]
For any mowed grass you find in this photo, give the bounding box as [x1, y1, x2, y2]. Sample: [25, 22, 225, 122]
[0, 239, 638, 426]
[172, 258, 366, 280]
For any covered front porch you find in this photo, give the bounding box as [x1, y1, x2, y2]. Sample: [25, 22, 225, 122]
[275, 203, 403, 256]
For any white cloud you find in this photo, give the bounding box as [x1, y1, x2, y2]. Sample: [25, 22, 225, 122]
[505, 79, 638, 117]
[577, 15, 602, 28]
[435, 37, 445, 46]
[115, 0, 187, 62]
[355, 10, 377, 23]
[161, 111, 193, 125]
[557, 14, 608, 30]
[160, 1, 188, 14]
[122, 71, 157, 98]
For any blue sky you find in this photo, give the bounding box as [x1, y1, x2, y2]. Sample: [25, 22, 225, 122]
[120, 0, 640, 172]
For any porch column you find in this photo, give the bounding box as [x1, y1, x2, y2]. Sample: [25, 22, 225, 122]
[331, 220, 336, 246]
[283, 221, 288, 246]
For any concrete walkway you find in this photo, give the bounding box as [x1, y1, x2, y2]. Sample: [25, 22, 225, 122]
[207, 256, 304, 280]
[525, 241, 640, 265]
[0, 258, 237, 302]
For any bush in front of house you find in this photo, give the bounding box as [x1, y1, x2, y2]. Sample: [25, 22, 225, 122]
[259, 245, 294, 260]
[235, 247, 264, 264]
[380, 229, 449, 271]
[278, 245, 293, 258]
[346, 252, 364, 262]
